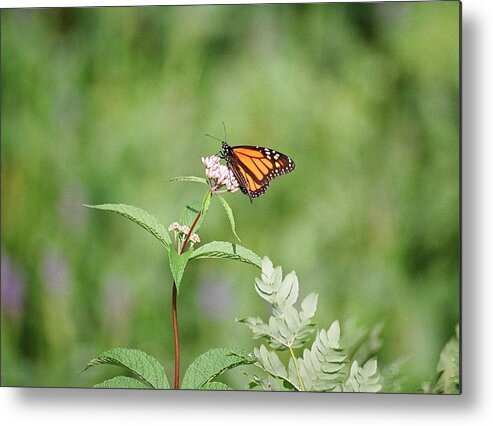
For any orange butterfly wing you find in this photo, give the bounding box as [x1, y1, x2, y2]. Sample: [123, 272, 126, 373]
[228, 145, 295, 201]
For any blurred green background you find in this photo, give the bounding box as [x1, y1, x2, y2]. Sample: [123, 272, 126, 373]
[1, 2, 459, 391]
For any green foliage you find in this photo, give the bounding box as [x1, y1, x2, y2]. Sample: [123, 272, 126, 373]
[240, 257, 317, 350]
[84, 347, 253, 390]
[94, 376, 150, 389]
[343, 359, 381, 392]
[84, 348, 170, 389]
[168, 248, 192, 291]
[86, 195, 260, 293]
[169, 176, 208, 185]
[189, 241, 262, 267]
[242, 257, 382, 392]
[217, 195, 241, 242]
[422, 325, 460, 394]
[85, 204, 171, 249]
[181, 348, 254, 390]
[201, 382, 233, 391]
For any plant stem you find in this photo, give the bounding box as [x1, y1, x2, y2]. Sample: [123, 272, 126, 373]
[171, 209, 202, 389]
[288, 345, 305, 391]
[180, 211, 202, 254]
[172, 281, 179, 389]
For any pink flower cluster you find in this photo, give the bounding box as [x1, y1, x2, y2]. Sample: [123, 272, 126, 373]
[201, 156, 239, 193]
[168, 222, 201, 244]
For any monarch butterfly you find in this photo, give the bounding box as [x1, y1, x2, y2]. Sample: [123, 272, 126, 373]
[206, 129, 295, 202]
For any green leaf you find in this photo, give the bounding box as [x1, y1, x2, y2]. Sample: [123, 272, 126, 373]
[83, 348, 169, 389]
[182, 348, 253, 390]
[217, 195, 241, 242]
[238, 316, 268, 337]
[254, 258, 283, 305]
[200, 382, 233, 391]
[189, 241, 262, 268]
[178, 191, 211, 236]
[85, 204, 171, 249]
[425, 325, 460, 394]
[179, 201, 202, 228]
[198, 190, 212, 232]
[94, 376, 150, 389]
[288, 324, 347, 392]
[253, 345, 299, 390]
[168, 248, 191, 292]
[300, 292, 318, 321]
[343, 359, 382, 393]
[169, 176, 208, 185]
[276, 271, 299, 311]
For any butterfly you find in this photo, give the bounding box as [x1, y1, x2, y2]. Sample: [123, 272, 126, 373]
[219, 140, 296, 202]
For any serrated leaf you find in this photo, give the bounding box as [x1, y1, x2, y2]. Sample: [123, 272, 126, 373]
[201, 382, 233, 391]
[181, 348, 252, 390]
[217, 195, 241, 242]
[85, 204, 171, 249]
[94, 376, 150, 389]
[169, 176, 208, 185]
[84, 348, 169, 389]
[189, 241, 262, 268]
[168, 248, 191, 292]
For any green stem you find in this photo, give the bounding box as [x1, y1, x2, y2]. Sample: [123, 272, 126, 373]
[288, 345, 305, 391]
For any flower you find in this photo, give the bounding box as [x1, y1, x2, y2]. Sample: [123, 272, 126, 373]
[168, 222, 181, 232]
[202, 156, 239, 193]
[168, 222, 200, 246]
[189, 233, 201, 244]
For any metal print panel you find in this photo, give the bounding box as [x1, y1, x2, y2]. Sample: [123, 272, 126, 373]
[1, 1, 460, 393]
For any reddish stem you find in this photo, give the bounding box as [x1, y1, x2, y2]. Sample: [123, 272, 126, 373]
[171, 209, 202, 389]
[172, 282, 179, 389]
[180, 211, 202, 254]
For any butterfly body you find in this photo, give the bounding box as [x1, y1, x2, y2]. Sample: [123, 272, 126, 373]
[220, 141, 295, 202]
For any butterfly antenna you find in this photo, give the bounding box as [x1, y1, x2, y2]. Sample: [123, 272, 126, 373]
[205, 133, 223, 143]
[222, 122, 227, 141]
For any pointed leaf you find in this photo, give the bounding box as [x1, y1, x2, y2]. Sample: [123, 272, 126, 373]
[327, 321, 341, 348]
[254, 345, 287, 378]
[84, 348, 169, 389]
[276, 271, 298, 310]
[300, 292, 318, 321]
[94, 376, 150, 389]
[168, 248, 191, 292]
[85, 204, 171, 249]
[169, 176, 208, 185]
[343, 359, 382, 393]
[217, 194, 241, 242]
[182, 348, 253, 390]
[201, 382, 233, 390]
[189, 241, 262, 268]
